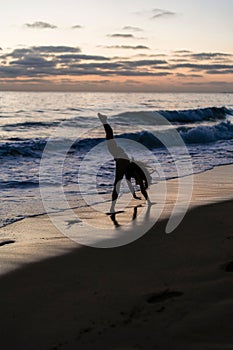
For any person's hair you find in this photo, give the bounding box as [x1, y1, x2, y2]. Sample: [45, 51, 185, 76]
[130, 159, 152, 189]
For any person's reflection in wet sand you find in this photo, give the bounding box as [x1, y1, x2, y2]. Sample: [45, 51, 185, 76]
[109, 203, 154, 228]
[109, 212, 121, 227]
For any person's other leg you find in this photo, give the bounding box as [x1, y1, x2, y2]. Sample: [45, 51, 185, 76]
[110, 163, 125, 212]
[110, 178, 123, 213]
[139, 181, 151, 204]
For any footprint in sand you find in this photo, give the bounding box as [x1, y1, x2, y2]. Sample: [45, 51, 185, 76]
[223, 261, 233, 272]
[145, 289, 183, 304]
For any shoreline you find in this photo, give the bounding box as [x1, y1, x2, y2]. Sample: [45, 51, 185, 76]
[1, 161, 233, 230]
[0, 163, 233, 274]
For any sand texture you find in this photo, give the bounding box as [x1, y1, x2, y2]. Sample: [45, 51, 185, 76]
[0, 165, 233, 349]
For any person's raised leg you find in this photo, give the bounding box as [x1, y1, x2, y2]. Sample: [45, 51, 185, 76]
[97, 113, 108, 125]
[98, 113, 114, 139]
[98, 113, 119, 157]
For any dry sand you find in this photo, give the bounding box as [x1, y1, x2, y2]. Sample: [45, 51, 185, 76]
[0, 165, 233, 349]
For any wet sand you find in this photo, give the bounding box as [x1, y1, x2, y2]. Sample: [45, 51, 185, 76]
[0, 165, 233, 349]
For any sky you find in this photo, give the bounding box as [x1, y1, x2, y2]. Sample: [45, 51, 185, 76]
[0, 0, 233, 92]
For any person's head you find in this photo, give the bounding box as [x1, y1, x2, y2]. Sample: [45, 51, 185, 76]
[129, 161, 152, 189]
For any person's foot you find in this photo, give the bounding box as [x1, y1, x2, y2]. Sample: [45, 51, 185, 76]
[98, 113, 107, 124]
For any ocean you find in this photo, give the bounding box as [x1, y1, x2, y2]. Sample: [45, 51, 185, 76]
[0, 91, 233, 228]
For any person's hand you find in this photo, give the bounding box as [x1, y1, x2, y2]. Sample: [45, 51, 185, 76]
[133, 194, 141, 200]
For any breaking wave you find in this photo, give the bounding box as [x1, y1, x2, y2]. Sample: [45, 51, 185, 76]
[1, 121, 232, 158]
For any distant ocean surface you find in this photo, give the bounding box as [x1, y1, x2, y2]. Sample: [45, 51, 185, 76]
[0, 91, 233, 228]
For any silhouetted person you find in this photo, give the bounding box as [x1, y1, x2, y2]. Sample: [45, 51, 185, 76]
[98, 113, 151, 213]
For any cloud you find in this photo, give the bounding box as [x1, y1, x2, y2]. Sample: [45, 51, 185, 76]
[57, 54, 110, 61]
[1, 46, 233, 91]
[183, 81, 233, 86]
[71, 25, 83, 29]
[176, 73, 203, 78]
[171, 63, 233, 71]
[2, 48, 33, 58]
[172, 51, 233, 65]
[107, 33, 135, 38]
[122, 26, 143, 32]
[0, 77, 52, 84]
[104, 45, 150, 50]
[0, 46, 170, 78]
[32, 46, 81, 53]
[206, 69, 233, 75]
[134, 53, 167, 58]
[174, 50, 193, 54]
[10, 55, 55, 68]
[151, 8, 177, 19]
[188, 52, 233, 60]
[209, 81, 233, 86]
[1, 46, 81, 59]
[24, 21, 57, 29]
[119, 59, 168, 67]
[134, 8, 177, 21]
[68, 62, 123, 70]
[118, 71, 171, 77]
